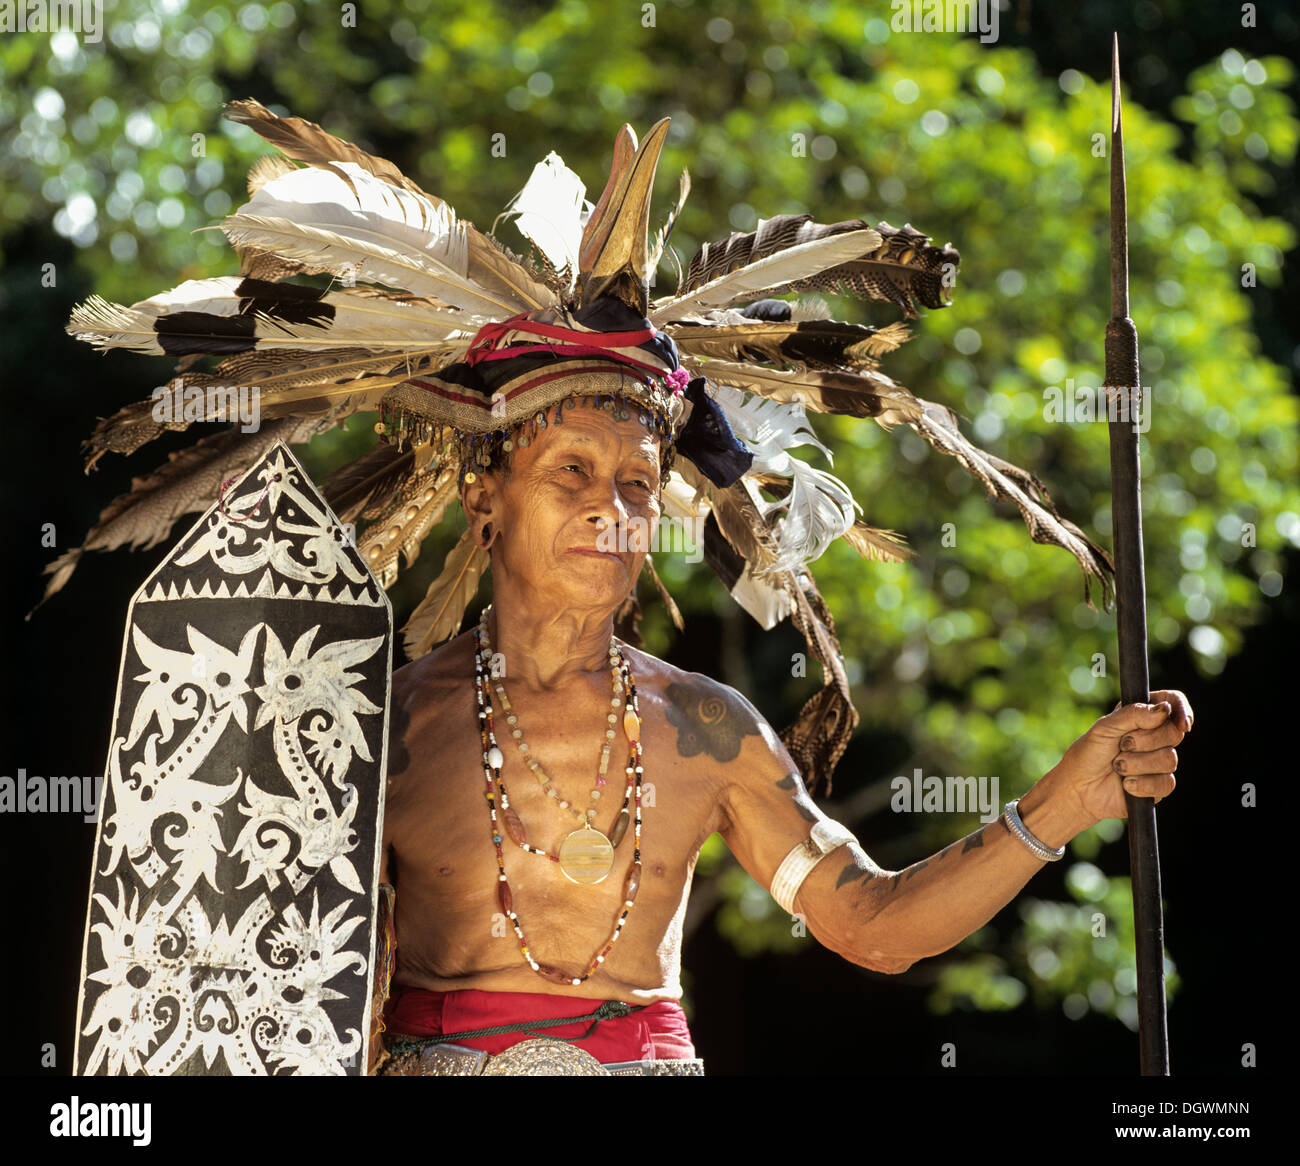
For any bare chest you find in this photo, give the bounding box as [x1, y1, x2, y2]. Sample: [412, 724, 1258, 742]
[388, 669, 725, 916]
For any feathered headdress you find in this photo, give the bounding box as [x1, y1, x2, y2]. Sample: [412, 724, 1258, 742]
[44, 100, 1114, 793]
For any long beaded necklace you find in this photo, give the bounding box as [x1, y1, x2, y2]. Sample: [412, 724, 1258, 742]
[473, 612, 645, 985]
[477, 606, 634, 874]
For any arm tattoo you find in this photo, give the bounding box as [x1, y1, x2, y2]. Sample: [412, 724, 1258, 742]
[835, 851, 878, 892]
[836, 860, 863, 890]
[898, 819, 1011, 886]
[903, 857, 932, 882]
[962, 821, 999, 852]
[836, 857, 876, 890]
[775, 772, 818, 823]
[665, 679, 762, 763]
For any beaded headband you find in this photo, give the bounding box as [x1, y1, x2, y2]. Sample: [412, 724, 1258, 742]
[377, 294, 760, 492]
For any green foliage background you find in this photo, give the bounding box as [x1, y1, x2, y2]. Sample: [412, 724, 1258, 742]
[4, 0, 1296, 1039]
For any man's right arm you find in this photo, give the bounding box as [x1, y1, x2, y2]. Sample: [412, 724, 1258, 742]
[712, 677, 1097, 974]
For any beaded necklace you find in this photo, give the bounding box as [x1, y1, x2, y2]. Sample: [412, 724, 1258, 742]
[477, 605, 634, 858]
[473, 614, 645, 986]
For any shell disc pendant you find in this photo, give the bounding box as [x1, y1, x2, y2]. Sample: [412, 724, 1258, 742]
[557, 826, 615, 884]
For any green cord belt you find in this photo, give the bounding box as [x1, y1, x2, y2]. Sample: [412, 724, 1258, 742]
[384, 1000, 647, 1056]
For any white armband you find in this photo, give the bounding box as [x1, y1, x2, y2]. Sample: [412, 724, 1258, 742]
[769, 818, 858, 915]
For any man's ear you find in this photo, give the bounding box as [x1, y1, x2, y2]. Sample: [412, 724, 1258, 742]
[461, 473, 499, 549]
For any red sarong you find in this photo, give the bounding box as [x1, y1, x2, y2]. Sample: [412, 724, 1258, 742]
[383, 985, 696, 1063]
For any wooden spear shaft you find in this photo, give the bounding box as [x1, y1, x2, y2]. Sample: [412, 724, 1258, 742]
[1106, 34, 1169, 1076]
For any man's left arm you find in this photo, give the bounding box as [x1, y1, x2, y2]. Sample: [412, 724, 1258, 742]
[716, 682, 1193, 974]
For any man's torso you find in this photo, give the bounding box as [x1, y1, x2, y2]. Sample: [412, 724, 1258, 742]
[383, 631, 754, 1004]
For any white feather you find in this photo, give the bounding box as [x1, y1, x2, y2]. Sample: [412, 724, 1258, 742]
[248, 295, 472, 348]
[495, 151, 589, 288]
[791, 294, 832, 321]
[709, 381, 834, 462]
[67, 278, 244, 352]
[220, 162, 513, 318]
[649, 229, 882, 325]
[659, 467, 791, 628]
[67, 276, 473, 354]
[709, 382, 862, 574]
[729, 565, 795, 630]
[660, 470, 710, 520]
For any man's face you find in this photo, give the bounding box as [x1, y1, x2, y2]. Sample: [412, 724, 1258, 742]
[477, 403, 665, 610]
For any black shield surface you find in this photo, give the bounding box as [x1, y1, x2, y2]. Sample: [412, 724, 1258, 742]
[74, 442, 392, 1075]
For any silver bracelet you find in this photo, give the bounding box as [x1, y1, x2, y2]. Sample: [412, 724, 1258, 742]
[1001, 799, 1065, 862]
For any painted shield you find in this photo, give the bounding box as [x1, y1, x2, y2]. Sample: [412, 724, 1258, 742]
[74, 442, 393, 1075]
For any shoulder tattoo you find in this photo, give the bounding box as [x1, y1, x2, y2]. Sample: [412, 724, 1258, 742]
[664, 679, 763, 764]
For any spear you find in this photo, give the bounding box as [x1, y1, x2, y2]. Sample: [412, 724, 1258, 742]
[1106, 33, 1169, 1076]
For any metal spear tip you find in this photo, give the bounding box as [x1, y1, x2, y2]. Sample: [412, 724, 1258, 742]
[1109, 32, 1130, 321]
[1112, 32, 1122, 136]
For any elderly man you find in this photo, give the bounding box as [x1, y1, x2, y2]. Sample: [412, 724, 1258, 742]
[355, 117, 1194, 1077]
[373, 388, 1192, 1075]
